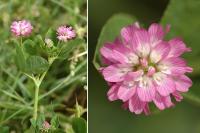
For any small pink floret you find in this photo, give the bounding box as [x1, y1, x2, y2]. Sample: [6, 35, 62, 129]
[100, 22, 193, 115]
[57, 25, 76, 42]
[10, 20, 33, 37]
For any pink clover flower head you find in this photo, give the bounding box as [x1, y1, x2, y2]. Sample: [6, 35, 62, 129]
[10, 20, 33, 37]
[100, 22, 193, 115]
[42, 121, 51, 131]
[57, 25, 76, 42]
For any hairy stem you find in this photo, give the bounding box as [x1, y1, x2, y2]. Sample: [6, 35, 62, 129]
[32, 57, 56, 120]
[33, 83, 40, 120]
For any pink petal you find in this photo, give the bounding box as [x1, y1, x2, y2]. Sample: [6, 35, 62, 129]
[163, 96, 174, 108]
[148, 23, 164, 46]
[150, 41, 170, 63]
[112, 49, 130, 64]
[156, 78, 175, 96]
[174, 75, 192, 92]
[153, 93, 174, 110]
[107, 84, 119, 101]
[102, 64, 131, 82]
[170, 67, 193, 75]
[153, 94, 165, 110]
[137, 78, 156, 102]
[168, 38, 191, 58]
[100, 38, 134, 64]
[132, 29, 151, 57]
[118, 85, 136, 102]
[128, 94, 146, 114]
[113, 38, 131, 52]
[137, 86, 156, 102]
[161, 57, 193, 75]
[101, 56, 113, 65]
[172, 91, 183, 102]
[125, 70, 144, 80]
[140, 58, 148, 67]
[113, 38, 139, 64]
[100, 43, 116, 63]
[147, 66, 156, 76]
[117, 71, 143, 101]
[164, 57, 187, 67]
[121, 22, 140, 44]
[153, 73, 175, 96]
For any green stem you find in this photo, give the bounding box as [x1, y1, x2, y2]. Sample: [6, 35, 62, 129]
[32, 57, 56, 120]
[33, 83, 40, 120]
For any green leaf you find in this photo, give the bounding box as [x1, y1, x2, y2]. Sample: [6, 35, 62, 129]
[72, 117, 86, 133]
[75, 100, 85, 117]
[51, 115, 59, 128]
[23, 39, 37, 55]
[0, 126, 9, 133]
[25, 56, 49, 74]
[15, 43, 26, 71]
[0, 101, 28, 110]
[34, 35, 51, 56]
[37, 113, 45, 129]
[65, 124, 75, 133]
[0, 89, 25, 103]
[93, 14, 136, 70]
[30, 119, 37, 129]
[30, 114, 46, 133]
[58, 39, 84, 59]
[35, 35, 45, 49]
[161, 0, 200, 76]
[46, 28, 58, 44]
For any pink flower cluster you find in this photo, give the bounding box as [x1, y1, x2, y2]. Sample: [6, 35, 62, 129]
[10, 20, 33, 37]
[100, 23, 193, 115]
[10, 20, 76, 43]
[56, 26, 76, 42]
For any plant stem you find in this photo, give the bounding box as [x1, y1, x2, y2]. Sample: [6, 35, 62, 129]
[69, 51, 87, 60]
[33, 83, 40, 120]
[32, 57, 56, 120]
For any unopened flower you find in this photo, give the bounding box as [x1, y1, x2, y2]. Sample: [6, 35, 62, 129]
[10, 20, 33, 37]
[41, 121, 51, 132]
[100, 23, 192, 115]
[56, 26, 76, 41]
[45, 38, 54, 48]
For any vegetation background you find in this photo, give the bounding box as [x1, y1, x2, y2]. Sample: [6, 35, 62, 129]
[0, 0, 87, 132]
[89, 0, 200, 133]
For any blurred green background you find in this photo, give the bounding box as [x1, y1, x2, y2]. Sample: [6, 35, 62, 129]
[88, 0, 200, 133]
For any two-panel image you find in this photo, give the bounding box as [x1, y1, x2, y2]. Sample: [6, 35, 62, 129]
[0, 0, 199, 133]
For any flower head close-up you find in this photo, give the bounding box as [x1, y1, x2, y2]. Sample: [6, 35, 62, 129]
[100, 23, 193, 115]
[57, 26, 76, 42]
[10, 20, 33, 37]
